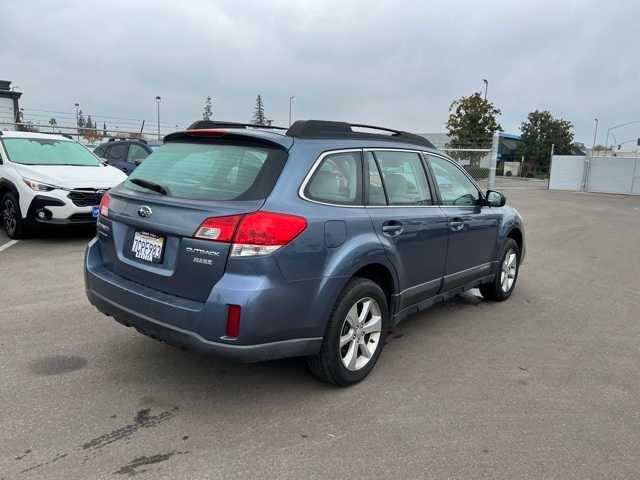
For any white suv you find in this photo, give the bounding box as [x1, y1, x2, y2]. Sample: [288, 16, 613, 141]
[0, 131, 127, 238]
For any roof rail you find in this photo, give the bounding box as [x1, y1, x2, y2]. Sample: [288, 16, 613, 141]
[188, 120, 288, 131]
[285, 120, 435, 148]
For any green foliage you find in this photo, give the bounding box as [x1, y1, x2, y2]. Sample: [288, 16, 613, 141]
[520, 110, 574, 175]
[446, 92, 502, 148]
[203, 96, 213, 120]
[252, 94, 269, 126]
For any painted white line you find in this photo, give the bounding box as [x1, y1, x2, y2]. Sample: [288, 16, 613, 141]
[0, 240, 19, 253]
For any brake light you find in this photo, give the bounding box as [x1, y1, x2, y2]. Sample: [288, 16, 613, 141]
[185, 129, 228, 137]
[194, 211, 307, 257]
[99, 192, 110, 217]
[194, 215, 241, 241]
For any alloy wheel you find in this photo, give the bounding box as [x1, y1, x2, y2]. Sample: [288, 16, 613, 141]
[2, 199, 17, 236]
[339, 297, 382, 371]
[501, 249, 517, 293]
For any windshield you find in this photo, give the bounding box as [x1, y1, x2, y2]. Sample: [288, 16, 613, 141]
[1, 138, 101, 166]
[125, 142, 287, 201]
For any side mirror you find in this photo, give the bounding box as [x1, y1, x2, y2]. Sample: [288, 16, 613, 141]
[486, 190, 506, 207]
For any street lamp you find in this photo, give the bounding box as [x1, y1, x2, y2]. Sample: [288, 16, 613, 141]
[482, 79, 488, 101]
[289, 96, 295, 127]
[592, 118, 598, 150]
[155, 96, 161, 141]
[74, 103, 80, 140]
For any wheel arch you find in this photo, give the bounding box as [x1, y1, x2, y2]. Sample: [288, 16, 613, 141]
[0, 178, 19, 201]
[348, 261, 399, 316]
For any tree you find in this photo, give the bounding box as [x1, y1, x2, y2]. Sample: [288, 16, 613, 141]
[86, 115, 94, 130]
[252, 94, 269, 126]
[49, 118, 57, 132]
[77, 110, 86, 128]
[203, 96, 213, 120]
[446, 92, 502, 148]
[103, 122, 107, 137]
[519, 110, 574, 176]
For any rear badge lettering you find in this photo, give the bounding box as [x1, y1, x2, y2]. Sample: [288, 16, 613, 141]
[186, 247, 220, 257]
[193, 257, 213, 265]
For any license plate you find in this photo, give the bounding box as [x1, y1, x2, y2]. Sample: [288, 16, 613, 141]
[131, 231, 164, 263]
[91, 206, 99, 218]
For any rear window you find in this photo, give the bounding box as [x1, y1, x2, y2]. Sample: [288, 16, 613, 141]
[125, 142, 287, 201]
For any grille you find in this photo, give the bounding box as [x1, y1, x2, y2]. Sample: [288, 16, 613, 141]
[68, 189, 105, 207]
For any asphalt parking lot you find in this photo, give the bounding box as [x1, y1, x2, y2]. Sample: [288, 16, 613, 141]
[1, 179, 640, 479]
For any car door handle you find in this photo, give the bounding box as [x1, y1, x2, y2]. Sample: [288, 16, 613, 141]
[382, 222, 403, 236]
[449, 217, 468, 232]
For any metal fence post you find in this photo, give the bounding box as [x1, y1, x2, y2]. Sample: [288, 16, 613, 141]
[488, 131, 499, 190]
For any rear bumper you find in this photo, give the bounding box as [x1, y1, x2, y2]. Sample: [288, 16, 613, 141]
[84, 238, 332, 363]
[88, 288, 321, 362]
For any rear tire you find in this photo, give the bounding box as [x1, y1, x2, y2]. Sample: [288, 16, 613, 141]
[480, 238, 520, 301]
[2, 192, 26, 239]
[307, 278, 388, 387]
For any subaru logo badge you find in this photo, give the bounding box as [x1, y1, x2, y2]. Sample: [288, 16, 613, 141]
[138, 206, 152, 218]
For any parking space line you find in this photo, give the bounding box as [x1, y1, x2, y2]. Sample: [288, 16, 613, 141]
[0, 240, 19, 253]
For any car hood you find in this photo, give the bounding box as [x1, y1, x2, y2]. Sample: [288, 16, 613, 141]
[12, 164, 127, 190]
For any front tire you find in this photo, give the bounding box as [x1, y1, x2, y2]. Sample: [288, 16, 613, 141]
[2, 192, 26, 239]
[307, 278, 388, 387]
[480, 238, 520, 301]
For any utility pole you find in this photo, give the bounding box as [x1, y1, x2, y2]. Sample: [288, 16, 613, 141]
[592, 118, 598, 150]
[155, 96, 161, 141]
[289, 96, 295, 127]
[74, 103, 80, 141]
[482, 79, 488, 101]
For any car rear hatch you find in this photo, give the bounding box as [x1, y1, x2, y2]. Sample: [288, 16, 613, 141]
[96, 129, 291, 302]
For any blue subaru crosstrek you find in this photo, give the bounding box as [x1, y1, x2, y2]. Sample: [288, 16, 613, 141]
[85, 120, 525, 386]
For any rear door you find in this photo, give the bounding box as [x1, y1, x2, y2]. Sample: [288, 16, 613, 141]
[426, 155, 500, 290]
[97, 139, 288, 302]
[366, 150, 448, 311]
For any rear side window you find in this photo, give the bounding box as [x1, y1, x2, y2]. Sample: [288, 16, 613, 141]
[372, 151, 432, 206]
[126, 142, 287, 201]
[305, 151, 362, 205]
[94, 145, 105, 157]
[105, 143, 127, 161]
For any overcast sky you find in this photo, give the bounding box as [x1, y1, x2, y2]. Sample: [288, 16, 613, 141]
[2, 0, 639, 144]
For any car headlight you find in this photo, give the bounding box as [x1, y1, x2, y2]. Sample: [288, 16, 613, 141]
[23, 178, 60, 192]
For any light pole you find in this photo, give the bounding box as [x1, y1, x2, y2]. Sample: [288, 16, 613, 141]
[74, 103, 80, 140]
[592, 118, 598, 150]
[289, 96, 295, 127]
[155, 96, 161, 141]
[482, 79, 488, 101]
[605, 120, 640, 148]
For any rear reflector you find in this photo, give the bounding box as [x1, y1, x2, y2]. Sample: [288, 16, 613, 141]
[99, 192, 111, 217]
[226, 305, 241, 338]
[194, 211, 307, 256]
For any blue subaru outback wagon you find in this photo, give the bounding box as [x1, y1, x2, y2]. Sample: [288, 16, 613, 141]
[85, 120, 525, 386]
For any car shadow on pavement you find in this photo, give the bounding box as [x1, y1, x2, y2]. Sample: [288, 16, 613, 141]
[98, 290, 488, 403]
[25, 225, 96, 242]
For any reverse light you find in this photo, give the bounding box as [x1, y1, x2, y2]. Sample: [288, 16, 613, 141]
[23, 178, 59, 192]
[194, 215, 242, 241]
[194, 211, 307, 257]
[99, 192, 111, 217]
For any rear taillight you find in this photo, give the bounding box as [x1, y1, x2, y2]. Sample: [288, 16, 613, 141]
[194, 215, 242, 242]
[99, 192, 110, 217]
[194, 211, 307, 257]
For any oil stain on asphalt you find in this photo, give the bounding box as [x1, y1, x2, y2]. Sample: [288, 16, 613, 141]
[29, 355, 88, 375]
[114, 451, 188, 477]
[82, 407, 179, 451]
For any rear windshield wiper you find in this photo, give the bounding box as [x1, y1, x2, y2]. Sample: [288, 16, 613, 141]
[129, 178, 169, 195]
